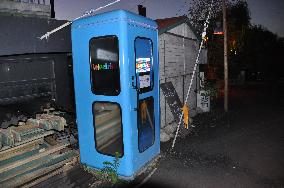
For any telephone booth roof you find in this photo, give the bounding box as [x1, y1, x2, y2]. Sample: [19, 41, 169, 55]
[72, 9, 157, 31]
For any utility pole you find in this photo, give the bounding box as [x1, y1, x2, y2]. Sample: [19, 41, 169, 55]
[222, 0, 228, 112]
[50, 0, 55, 18]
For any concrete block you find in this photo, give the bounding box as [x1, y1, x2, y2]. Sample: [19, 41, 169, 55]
[164, 123, 177, 135]
[160, 130, 170, 142]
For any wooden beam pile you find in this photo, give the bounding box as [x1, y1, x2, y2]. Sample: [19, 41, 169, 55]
[27, 114, 67, 132]
[0, 114, 79, 187]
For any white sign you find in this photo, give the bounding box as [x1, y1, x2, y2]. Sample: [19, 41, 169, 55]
[139, 75, 150, 88]
[197, 90, 210, 112]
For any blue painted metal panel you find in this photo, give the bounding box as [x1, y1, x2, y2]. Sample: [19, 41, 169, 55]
[71, 10, 159, 178]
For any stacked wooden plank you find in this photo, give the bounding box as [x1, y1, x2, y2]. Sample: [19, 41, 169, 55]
[27, 114, 67, 131]
[0, 124, 54, 150]
[0, 114, 78, 187]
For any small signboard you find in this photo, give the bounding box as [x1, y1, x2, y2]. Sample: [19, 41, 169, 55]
[197, 90, 210, 112]
[197, 72, 210, 112]
[160, 82, 191, 137]
[139, 75, 150, 88]
[136, 57, 151, 73]
[160, 82, 182, 122]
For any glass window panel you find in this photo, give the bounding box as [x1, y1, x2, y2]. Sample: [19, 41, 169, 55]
[90, 36, 120, 96]
[138, 97, 155, 152]
[93, 102, 123, 156]
[135, 37, 153, 93]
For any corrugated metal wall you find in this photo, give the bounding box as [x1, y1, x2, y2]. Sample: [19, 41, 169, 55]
[0, 56, 55, 105]
[0, 15, 73, 111]
[0, 53, 74, 111]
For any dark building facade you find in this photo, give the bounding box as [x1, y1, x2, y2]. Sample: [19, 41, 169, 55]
[0, 13, 74, 126]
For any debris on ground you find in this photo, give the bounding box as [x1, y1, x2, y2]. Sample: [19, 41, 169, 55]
[1, 114, 27, 129]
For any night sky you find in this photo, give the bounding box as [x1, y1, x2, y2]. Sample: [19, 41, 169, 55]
[54, 0, 284, 37]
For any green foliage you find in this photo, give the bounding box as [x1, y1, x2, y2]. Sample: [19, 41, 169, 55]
[188, 0, 223, 35]
[202, 80, 218, 99]
[83, 152, 122, 187]
[188, 0, 250, 35]
[238, 25, 284, 79]
[189, 0, 284, 80]
[83, 165, 100, 176]
[99, 152, 120, 184]
[189, 0, 252, 80]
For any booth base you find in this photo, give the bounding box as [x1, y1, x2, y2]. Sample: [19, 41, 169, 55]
[120, 154, 161, 181]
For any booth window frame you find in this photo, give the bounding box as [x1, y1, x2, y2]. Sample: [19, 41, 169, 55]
[134, 37, 154, 94]
[137, 96, 155, 153]
[89, 35, 121, 96]
[92, 101, 124, 158]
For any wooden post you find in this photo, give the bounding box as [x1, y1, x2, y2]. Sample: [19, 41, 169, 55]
[222, 0, 228, 112]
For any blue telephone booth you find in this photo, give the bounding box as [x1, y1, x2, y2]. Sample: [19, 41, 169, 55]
[71, 10, 160, 179]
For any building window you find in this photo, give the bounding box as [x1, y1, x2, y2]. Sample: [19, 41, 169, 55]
[135, 37, 154, 93]
[93, 102, 123, 156]
[90, 36, 120, 96]
[138, 97, 155, 152]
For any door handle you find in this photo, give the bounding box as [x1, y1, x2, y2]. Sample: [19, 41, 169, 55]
[131, 76, 138, 90]
[132, 81, 138, 90]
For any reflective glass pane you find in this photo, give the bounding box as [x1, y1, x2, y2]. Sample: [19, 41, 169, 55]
[135, 38, 153, 93]
[93, 102, 123, 156]
[90, 36, 120, 96]
[138, 97, 155, 152]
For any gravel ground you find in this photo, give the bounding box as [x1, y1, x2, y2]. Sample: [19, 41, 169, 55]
[138, 83, 284, 188]
[33, 83, 284, 188]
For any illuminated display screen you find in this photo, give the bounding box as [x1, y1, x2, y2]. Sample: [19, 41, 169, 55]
[136, 57, 151, 73]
